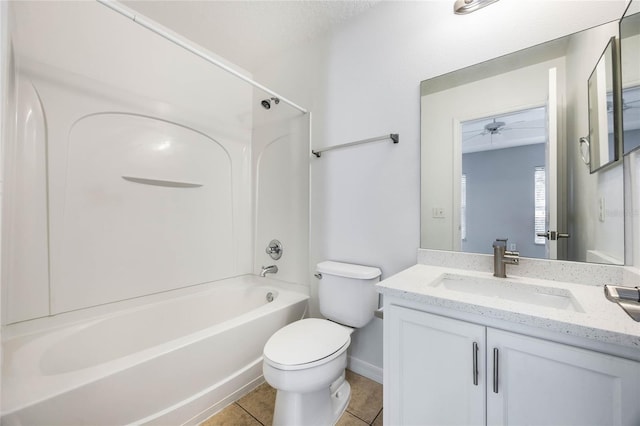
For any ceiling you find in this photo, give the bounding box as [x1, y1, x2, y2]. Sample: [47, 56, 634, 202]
[123, 0, 381, 73]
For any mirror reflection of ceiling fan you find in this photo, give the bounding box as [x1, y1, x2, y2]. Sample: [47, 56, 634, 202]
[463, 118, 543, 141]
[461, 106, 547, 154]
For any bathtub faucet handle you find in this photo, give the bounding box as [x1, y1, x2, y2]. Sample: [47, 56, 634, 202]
[265, 239, 283, 260]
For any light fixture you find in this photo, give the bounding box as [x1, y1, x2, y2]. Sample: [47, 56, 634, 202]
[454, 0, 500, 15]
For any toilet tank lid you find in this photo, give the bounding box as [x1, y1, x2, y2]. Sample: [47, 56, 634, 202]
[317, 261, 381, 279]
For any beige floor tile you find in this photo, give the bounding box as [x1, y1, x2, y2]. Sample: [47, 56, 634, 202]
[237, 382, 277, 425]
[372, 408, 383, 426]
[345, 370, 383, 424]
[200, 403, 261, 426]
[336, 411, 369, 426]
[203, 371, 383, 426]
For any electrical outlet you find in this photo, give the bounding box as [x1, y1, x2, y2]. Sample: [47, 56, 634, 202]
[599, 197, 605, 222]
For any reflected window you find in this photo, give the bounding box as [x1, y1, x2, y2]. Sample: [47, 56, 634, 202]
[534, 166, 546, 244]
[461, 174, 467, 241]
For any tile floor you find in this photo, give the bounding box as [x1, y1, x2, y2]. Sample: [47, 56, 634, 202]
[200, 370, 383, 426]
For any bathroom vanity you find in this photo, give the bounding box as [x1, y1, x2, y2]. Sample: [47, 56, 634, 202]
[379, 250, 640, 426]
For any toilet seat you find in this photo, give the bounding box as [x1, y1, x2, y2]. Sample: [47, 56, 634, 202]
[263, 318, 351, 371]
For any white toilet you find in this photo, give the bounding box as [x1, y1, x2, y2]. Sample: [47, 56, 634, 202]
[262, 261, 381, 426]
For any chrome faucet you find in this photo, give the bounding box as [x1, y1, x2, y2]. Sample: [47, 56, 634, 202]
[260, 265, 278, 277]
[492, 238, 519, 278]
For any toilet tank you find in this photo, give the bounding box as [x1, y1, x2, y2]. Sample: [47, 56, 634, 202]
[317, 261, 381, 328]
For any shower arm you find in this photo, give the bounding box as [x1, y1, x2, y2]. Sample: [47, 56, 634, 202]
[96, 0, 308, 114]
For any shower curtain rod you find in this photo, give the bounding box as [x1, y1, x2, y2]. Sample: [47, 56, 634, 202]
[96, 0, 308, 114]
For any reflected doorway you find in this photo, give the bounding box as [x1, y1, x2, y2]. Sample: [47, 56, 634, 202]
[459, 106, 548, 258]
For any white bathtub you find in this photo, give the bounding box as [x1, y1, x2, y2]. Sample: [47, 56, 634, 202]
[1, 275, 309, 425]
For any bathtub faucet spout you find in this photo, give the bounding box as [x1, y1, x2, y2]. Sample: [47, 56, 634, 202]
[260, 265, 278, 277]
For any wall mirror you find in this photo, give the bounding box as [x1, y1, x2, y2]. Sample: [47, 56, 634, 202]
[620, 1, 640, 155]
[587, 37, 620, 172]
[421, 20, 626, 265]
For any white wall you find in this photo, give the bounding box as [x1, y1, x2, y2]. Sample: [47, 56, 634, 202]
[253, 0, 628, 378]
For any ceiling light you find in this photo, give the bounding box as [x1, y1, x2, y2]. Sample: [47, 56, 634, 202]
[454, 0, 500, 15]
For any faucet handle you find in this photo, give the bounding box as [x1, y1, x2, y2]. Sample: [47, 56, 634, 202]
[504, 250, 519, 260]
[265, 239, 283, 260]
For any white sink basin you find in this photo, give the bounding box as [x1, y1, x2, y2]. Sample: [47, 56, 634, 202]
[430, 273, 583, 312]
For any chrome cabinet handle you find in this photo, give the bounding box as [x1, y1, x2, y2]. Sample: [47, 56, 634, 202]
[472, 342, 479, 386]
[493, 348, 499, 393]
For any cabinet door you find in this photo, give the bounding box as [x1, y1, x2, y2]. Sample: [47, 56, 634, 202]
[487, 328, 640, 426]
[385, 305, 486, 426]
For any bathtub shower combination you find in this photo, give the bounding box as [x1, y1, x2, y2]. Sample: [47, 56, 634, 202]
[2, 277, 308, 425]
[1, 1, 309, 425]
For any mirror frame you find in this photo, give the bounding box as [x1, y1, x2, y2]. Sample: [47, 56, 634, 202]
[588, 36, 623, 173]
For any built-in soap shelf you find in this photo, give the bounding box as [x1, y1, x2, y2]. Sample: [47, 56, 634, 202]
[122, 176, 203, 188]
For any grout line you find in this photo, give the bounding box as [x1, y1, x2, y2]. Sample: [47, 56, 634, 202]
[234, 402, 265, 426]
[345, 409, 373, 425]
[371, 407, 383, 425]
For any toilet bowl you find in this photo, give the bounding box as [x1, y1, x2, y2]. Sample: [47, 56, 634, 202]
[263, 318, 352, 426]
[262, 261, 382, 426]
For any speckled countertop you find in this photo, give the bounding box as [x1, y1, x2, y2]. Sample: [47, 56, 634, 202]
[377, 262, 640, 352]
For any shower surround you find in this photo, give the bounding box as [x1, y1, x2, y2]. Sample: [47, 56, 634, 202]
[0, 1, 309, 423]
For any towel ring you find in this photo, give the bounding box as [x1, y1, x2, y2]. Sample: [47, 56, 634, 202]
[579, 136, 590, 166]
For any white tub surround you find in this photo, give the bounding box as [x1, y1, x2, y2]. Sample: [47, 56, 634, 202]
[3, 2, 311, 425]
[381, 250, 640, 426]
[1, 276, 308, 426]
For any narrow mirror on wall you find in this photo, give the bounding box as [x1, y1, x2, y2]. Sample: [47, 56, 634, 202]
[588, 37, 619, 172]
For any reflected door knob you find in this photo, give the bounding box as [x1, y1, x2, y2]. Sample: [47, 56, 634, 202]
[536, 231, 570, 240]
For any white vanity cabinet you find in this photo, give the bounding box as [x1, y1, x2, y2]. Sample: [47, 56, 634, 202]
[385, 303, 640, 426]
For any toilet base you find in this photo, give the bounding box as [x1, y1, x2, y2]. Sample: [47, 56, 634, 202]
[272, 373, 351, 426]
[331, 374, 351, 423]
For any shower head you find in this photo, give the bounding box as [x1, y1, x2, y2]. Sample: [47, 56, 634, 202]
[261, 97, 280, 110]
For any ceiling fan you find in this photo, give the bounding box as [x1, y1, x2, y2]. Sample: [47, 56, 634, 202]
[483, 119, 507, 135]
[463, 118, 542, 141]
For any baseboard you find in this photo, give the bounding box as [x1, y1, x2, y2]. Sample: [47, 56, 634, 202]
[347, 355, 383, 384]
